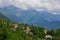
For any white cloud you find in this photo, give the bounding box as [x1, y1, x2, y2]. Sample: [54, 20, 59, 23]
[0, 0, 60, 14]
[0, 1, 2, 6]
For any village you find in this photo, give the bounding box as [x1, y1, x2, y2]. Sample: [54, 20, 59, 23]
[11, 23, 53, 40]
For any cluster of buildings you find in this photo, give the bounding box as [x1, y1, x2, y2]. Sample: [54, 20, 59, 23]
[11, 24, 53, 39]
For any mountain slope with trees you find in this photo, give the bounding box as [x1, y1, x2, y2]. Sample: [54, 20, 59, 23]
[0, 13, 60, 40]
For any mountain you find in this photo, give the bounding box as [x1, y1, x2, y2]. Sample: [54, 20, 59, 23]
[0, 13, 9, 21]
[0, 5, 60, 30]
[0, 13, 16, 24]
[0, 13, 45, 40]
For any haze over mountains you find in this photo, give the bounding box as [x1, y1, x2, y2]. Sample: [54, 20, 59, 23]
[0, 5, 60, 30]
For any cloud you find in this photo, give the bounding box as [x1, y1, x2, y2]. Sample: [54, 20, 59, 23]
[0, 0, 60, 14]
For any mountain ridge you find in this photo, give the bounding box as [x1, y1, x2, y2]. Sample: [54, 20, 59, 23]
[0, 5, 60, 29]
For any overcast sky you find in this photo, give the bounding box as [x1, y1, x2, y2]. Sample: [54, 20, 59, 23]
[0, 0, 60, 14]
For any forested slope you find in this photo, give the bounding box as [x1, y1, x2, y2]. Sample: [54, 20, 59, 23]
[0, 13, 60, 40]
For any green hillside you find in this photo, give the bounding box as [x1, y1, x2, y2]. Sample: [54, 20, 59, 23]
[0, 13, 60, 40]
